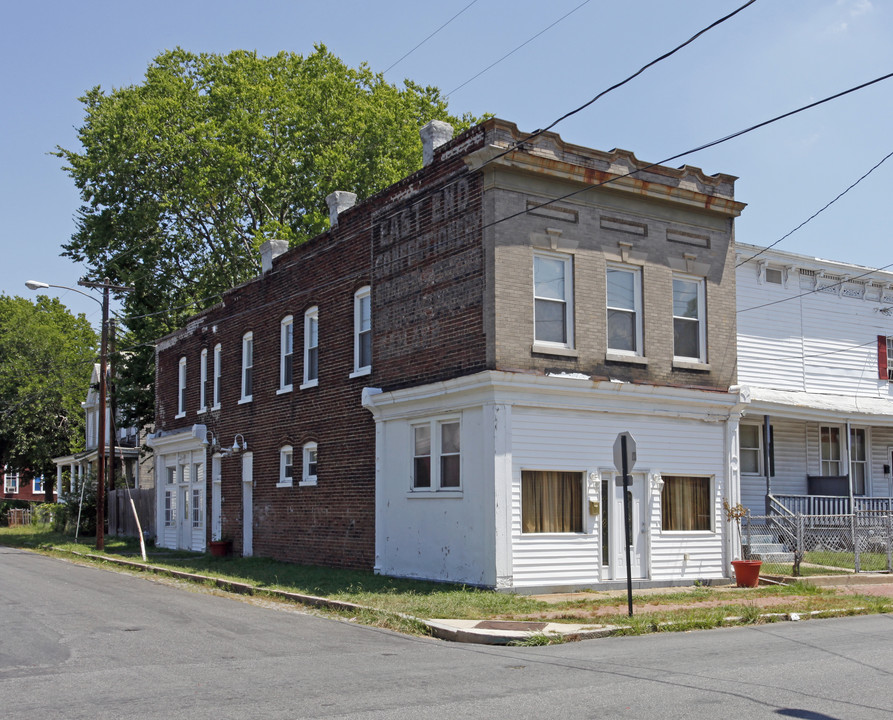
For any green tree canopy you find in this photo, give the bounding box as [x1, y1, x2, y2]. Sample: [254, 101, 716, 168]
[57, 45, 483, 426]
[0, 295, 97, 498]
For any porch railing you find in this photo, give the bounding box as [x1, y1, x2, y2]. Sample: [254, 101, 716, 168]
[770, 494, 893, 516]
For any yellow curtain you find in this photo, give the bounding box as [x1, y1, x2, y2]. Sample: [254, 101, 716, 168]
[522, 471, 583, 533]
[661, 476, 710, 531]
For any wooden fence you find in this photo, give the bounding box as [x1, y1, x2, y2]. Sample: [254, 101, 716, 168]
[7, 508, 32, 527]
[108, 489, 155, 538]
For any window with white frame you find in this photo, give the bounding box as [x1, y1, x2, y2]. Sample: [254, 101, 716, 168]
[672, 275, 706, 362]
[302, 307, 319, 387]
[177, 357, 187, 417]
[240, 332, 254, 402]
[353, 287, 371, 375]
[278, 445, 293, 487]
[164, 467, 175, 526]
[521, 470, 583, 533]
[212, 344, 222, 409]
[191, 487, 204, 528]
[4, 468, 19, 494]
[533, 251, 573, 348]
[661, 476, 712, 531]
[33, 476, 45, 494]
[302, 442, 318, 485]
[850, 427, 867, 495]
[412, 419, 461, 491]
[280, 316, 294, 391]
[888, 337, 893, 380]
[820, 425, 842, 476]
[606, 264, 643, 355]
[199, 348, 208, 412]
[740, 424, 762, 475]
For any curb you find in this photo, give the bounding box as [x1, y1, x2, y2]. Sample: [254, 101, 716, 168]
[50, 548, 893, 646]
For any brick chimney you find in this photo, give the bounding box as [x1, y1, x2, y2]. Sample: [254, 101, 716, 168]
[420, 120, 453, 166]
[326, 191, 357, 228]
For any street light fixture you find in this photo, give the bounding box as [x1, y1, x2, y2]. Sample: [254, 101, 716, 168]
[26, 277, 132, 551]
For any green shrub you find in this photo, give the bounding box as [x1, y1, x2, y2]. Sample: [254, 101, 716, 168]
[32, 502, 65, 529]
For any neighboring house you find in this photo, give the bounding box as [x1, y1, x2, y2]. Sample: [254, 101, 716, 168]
[736, 243, 893, 516]
[52, 363, 154, 497]
[2, 466, 54, 503]
[150, 118, 746, 591]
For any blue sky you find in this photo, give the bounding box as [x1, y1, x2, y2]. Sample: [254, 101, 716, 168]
[2, 0, 890, 325]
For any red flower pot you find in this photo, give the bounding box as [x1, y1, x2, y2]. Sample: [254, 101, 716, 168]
[209, 539, 232, 558]
[731, 560, 762, 588]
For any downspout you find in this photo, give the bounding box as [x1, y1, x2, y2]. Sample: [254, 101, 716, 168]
[764, 414, 771, 515]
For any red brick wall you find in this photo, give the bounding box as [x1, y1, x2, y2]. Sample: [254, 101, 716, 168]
[154, 124, 489, 568]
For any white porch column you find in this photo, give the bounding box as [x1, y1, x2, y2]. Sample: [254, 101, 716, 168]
[56, 465, 63, 498]
[69, 462, 76, 492]
[488, 403, 513, 590]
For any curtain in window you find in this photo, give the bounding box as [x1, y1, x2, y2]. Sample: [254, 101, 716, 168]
[521, 471, 582, 533]
[661, 476, 711, 531]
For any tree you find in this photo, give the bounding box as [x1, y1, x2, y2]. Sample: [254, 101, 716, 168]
[56, 45, 484, 426]
[0, 295, 97, 500]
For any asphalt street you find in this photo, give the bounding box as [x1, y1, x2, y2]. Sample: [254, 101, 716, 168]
[2, 545, 892, 719]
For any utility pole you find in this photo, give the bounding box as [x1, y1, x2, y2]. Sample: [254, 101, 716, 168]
[78, 278, 132, 551]
[109, 318, 117, 496]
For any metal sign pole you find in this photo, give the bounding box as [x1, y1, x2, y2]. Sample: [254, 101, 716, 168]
[621, 434, 633, 617]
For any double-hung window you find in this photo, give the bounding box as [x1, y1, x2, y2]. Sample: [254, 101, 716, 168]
[606, 264, 643, 355]
[3, 468, 19, 494]
[533, 252, 573, 348]
[212, 344, 222, 410]
[33, 476, 45, 494]
[199, 349, 208, 412]
[661, 476, 712, 531]
[740, 424, 762, 475]
[240, 332, 253, 402]
[412, 420, 461, 491]
[521, 470, 583, 533]
[850, 427, 867, 495]
[176, 357, 187, 418]
[672, 275, 706, 362]
[278, 446, 293, 487]
[280, 316, 294, 392]
[302, 442, 318, 486]
[352, 287, 372, 376]
[302, 307, 319, 388]
[820, 426, 842, 476]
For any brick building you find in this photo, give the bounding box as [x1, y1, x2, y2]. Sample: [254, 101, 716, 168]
[150, 118, 746, 591]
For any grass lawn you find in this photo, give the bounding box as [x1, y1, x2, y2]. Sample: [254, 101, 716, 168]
[3, 525, 891, 641]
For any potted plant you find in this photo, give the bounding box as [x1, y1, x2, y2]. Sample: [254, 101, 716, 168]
[209, 538, 233, 558]
[724, 500, 762, 587]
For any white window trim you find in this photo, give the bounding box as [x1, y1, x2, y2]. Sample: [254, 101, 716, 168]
[532, 250, 574, 352]
[4, 468, 19, 494]
[850, 426, 870, 496]
[409, 417, 462, 494]
[198, 348, 208, 413]
[212, 344, 222, 410]
[820, 424, 844, 476]
[176, 357, 187, 419]
[605, 263, 643, 357]
[278, 315, 294, 394]
[277, 445, 294, 488]
[300, 442, 318, 486]
[239, 332, 254, 404]
[672, 273, 707, 364]
[301, 307, 319, 389]
[739, 423, 763, 476]
[352, 286, 372, 377]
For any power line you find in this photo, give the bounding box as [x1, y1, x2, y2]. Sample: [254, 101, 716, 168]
[736, 148, 893, 268]
[383, 1, 479, 75]
[478, 0, 758, 167]
[446, 0, 593, 97]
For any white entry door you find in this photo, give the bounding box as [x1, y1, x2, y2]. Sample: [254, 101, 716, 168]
[178, 483, 191, 550]
[611, 474, 647, 579]
[241, 452, 253, 557]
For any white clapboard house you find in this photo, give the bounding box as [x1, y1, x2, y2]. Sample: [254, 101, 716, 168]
[736, 243, 893, 517]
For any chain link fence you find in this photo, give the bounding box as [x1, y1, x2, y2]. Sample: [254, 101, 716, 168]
[742, 512, 893, 576]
